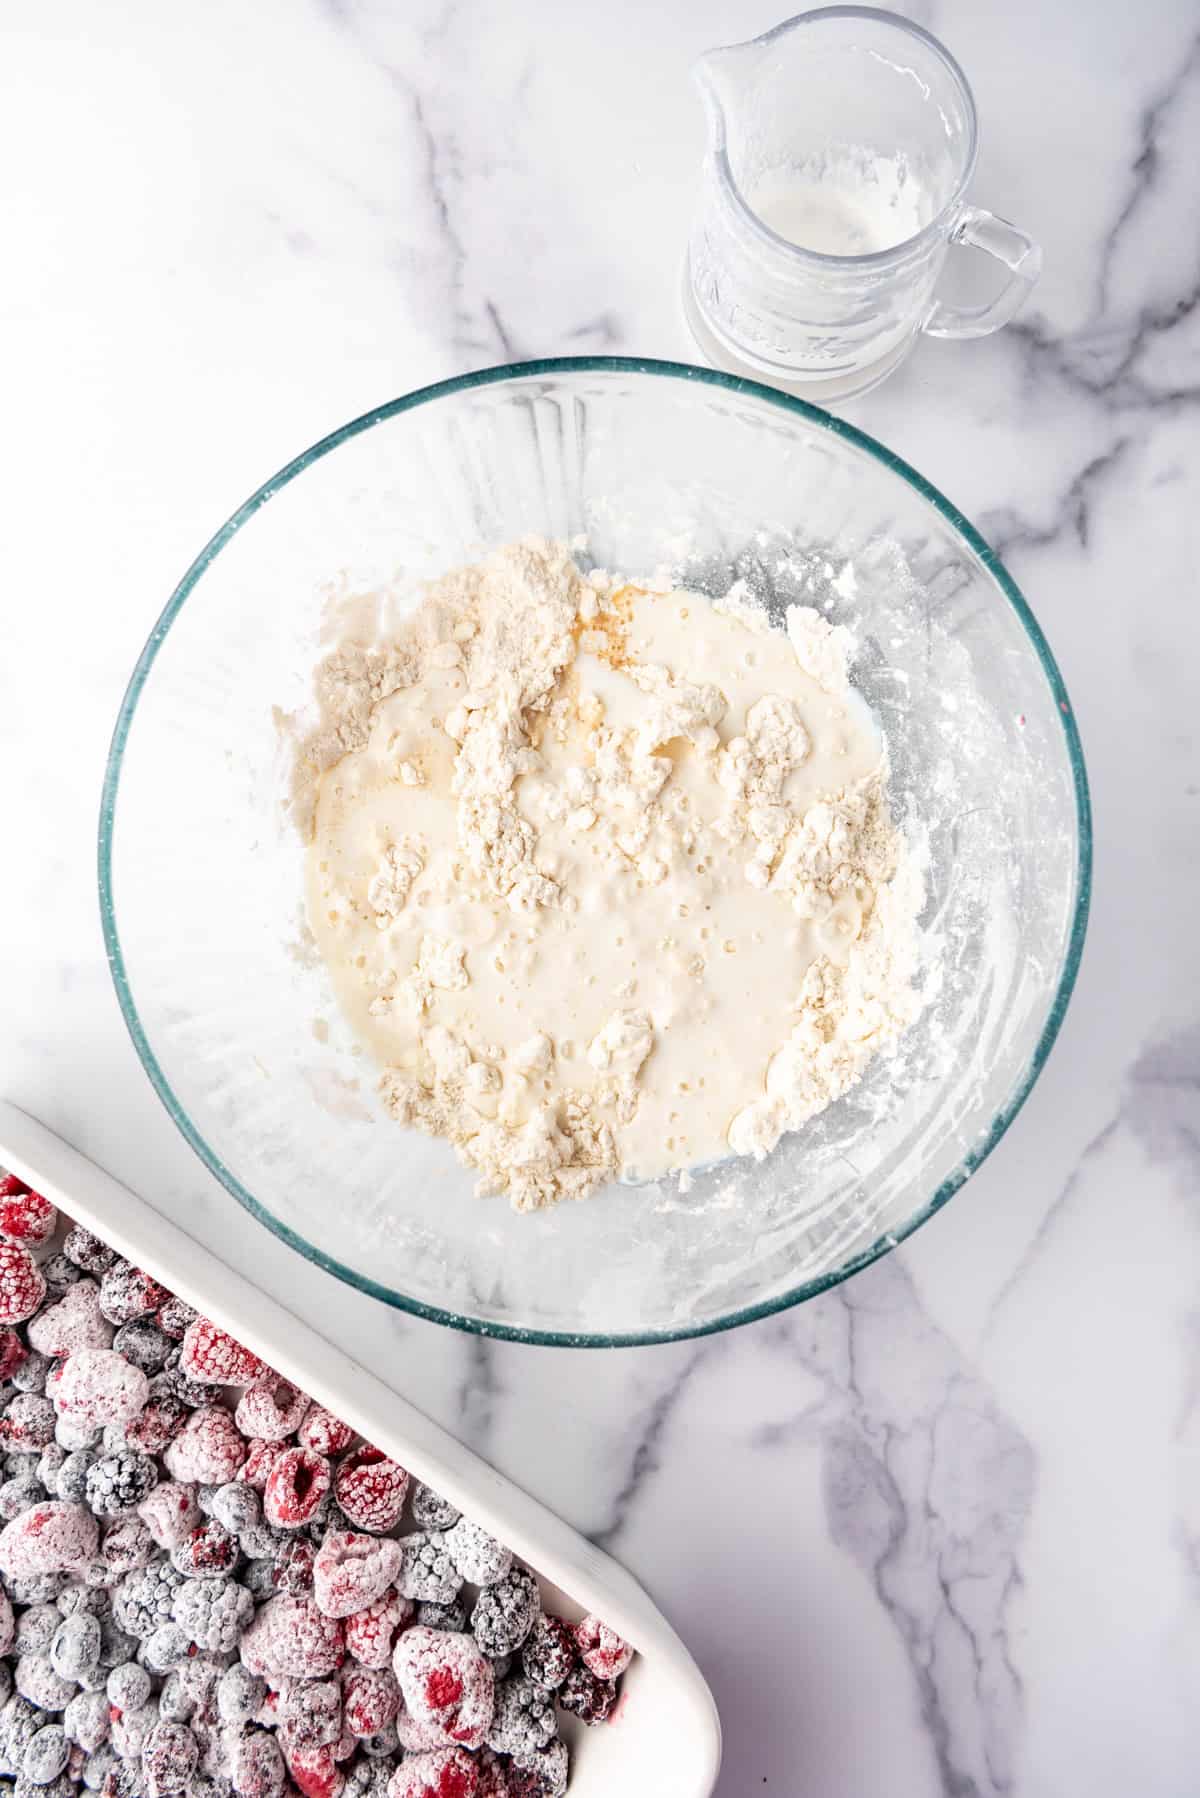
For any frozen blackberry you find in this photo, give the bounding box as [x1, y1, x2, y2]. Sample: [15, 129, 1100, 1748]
[486, 1675, 556, 1757]
[114, 1563, 184, 1640]
[442, 1518, 513, 1587]
[62, 1229, 116, 1277]
[409, 1482, 460, 1533]
[153, 1356, 209, 1411]
[63, 1688, 110, 1752]
[396, 1532, 461, 1605]
[0, 1475, 42, 1520]
[141, 1718, 198, 1795]
[508, 1739, 570, 1798]
[16, 1606, 61, 1657]
[98, 1263, 168, 1328]
[169, 1519, 237, 1579]
[22, 1721, 69, 1783]
[86, 1451, 159, 1517]
[119, 1393, 187, 1458]
[171, 1576, 253, 1653]
[40, 1254, 83, 1298]
[344, 1760, 393, 1795]
[271, 1533, 316, 1595]
[520, 1615, 577, 1692]
[470, 1567, 540, 1658]
[112, 1321, 172, 1374]
[415, 1597, 468, 1633]
[12, 1352, 53, 1395]
[107, 1661, 153, 1715]
[50, 1611, 101, 1681]
[215, 1662, 264, 1727]
[557, 1663, 617, 1726]
[55, 1450, 94, 1505]
[210, 1482, 260, 1536]
[140, 1623, 193, 1674]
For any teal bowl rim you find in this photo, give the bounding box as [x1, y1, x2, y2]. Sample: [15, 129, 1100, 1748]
[98, 355, 1093, 1349]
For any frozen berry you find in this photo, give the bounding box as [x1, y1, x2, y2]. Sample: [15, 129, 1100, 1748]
[86, 1451, 159, 1517]
[99, 1514, 156, 1578]
[235, 1378, 309, 1444]
[22, 1719, 70, 1781]
[0, 1172, 28, 1198]
[0, 1241, 46, 1324]
[179, 1319, 264, 1388]
[556, 1663, 616, 1726]
[297, 1409, 353, 1458]
[239, 1595, 344, 1681]
[54, 1450, 93, 1506]
[113, 1563, 184, 1640]
[141, 1621, 194, 1673]
[573, 1615, 632, 1680]
[38, 1441, 68, 1493]
[0, 1326, 28, 1380]
[64, 1686, 111, 1751]
[416, 1598, 468, 1634]
[240, 1439, 288, 1492]
[141, 1718, 198, 1796]
[313, 1531, 402, 1620]
[471, 1750, 512, 1798]
[0, 1501, 99, 1576]
[397, 1534, 460, 1606]
[171, 1576, 253, 1652]
[0, 1474, 42, 1519]
[15, 1650, 77, 1710]
[120, 1392, 187, 1457]
[112, 1321, 172, 1374]
[507, 1740, 568, 1798]
[0, 1186, 56, 1249]
[98, 1264, 169, 1328]
[50, 1351, 149, 1430]
[333, 1448, 409, 1535]
[392, 1626, 494, 1751]
[441, 1521, 512, 1589]
[520, 1617, 576, 1692]
[16, 1602, 61, 1654]
[162, 1407, 245, 1485]
[153, 1297, 196, 1343]
[1, 1392, 58, 1449]
[153, 1354, 210, 1411]
[50, 1609, 101, 1680]
[13, 1348, 55, 1394]
[284, 1740, 343, 1798]
[135, 1483, 201, 1551]
[485, 1676, 555, 1757]
[263, 1448, 331, 1530]
[386, 1748, 479, 1798]
[109, 1693, 159, 1758]
[224, 1724, 286, 1797]
[209, 1481, 260, 1536]
[341, 1666, 399, 1739]
[469, 1570, 539, 1660]
[409, 1484, 460, 1534]
[343, 1589, 412, 1671]
[272, 1533, 317, 1594]
[278, 1679, 342, 1752]
[40, 1254, 84, 1298]
[170, 1517, 236, 1578]
[62, 1229, 116, 1276]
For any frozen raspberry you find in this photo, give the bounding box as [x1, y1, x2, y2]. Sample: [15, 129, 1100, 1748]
[392, 1626, 494, 1751]
[225, 1724, 286, 1797]
[0, 1325, 28, 1380]
[98, 1263, 169, 1328]
[0, 1171, 28, 1198]
[64, 1685, 111, 1750]
[239, 1595, 345, 1681]
[0, 1185, 57, 1247]
[1, 1391, 57, 1448]
[99, 1513, 156, 1578]
[394, 1695, 449, 1755]
[114, 1561, 184, 1639]
[386, 1748, 479, 1798]
[241, 1438, 288, 1491]
[136, 1482, 201, 1551]
[163, 1407, 245, 1485]
[507, 1740, 569, 1798]
[62, 1227, 117, 1276]
[171, 1575, 253, 1652]
[278, 1679, 342, 1752]
[85, 1451, 159, 1517]
[557, 1663, 616, 1726]
[519, 1616, 577, 1692]
[285, 1741, 344, 1798]
[170, 1517, 237, 1578]
[485, 1676, 555, 1757]
[341, 1666, 399, 1738]
[272, 1533, 317, 1594]
[410, 1483, 461, 1533]
[441, 1521, 512, 1589]
[469, 1569, 539, 1660]
[312, 1530, 402, 1620]
[344, 1589, 412, 1671]
[264, 1447, 331, 1530]
[121, 1392, 188, 1457]
[234, 1377, 309, 1443]
[573, 1614, 632, 1680]
[0, 1500, 99, 1576]
[32, 1278, 115, 1356]
[141, 1718, 199, 1796]
[397, 1533, 461, 1606]
[333, 1447, 409, 1534]
[154, 1296, 197, 1342]
[179, 1318, 265, 1387]
[0, 1240, 46, 1324]
[416, 1598, 468, 1633]
[50, 1349, 149, 1429]
[111, 1320, 172, 1374]
[297, 1408, 353, 1458]
[49, 1608, 101, 1679]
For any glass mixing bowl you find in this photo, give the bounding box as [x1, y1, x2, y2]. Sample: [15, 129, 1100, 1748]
[100, 359, 1090, 1346]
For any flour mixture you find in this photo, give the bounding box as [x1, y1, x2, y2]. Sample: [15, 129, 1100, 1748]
[295, 539, 922, 1210]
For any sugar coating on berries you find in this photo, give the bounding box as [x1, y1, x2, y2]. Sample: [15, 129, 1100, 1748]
[235, 1378, 310, 1443]
[180, 1318, 266, 1388]
[0, 1186, 57, 1248]
[263, 1447, 331, 1530]
[0, 1501, 99, 1576]
[343, 1589, 412, 1672]
[387, 1748, 480, 1798]
[556, 1664, 616, 1727]
[441, 1521, 512, 1589]
[0, 1241, 47, 1325]
[297, 1408, 353, 1458]
[162, 1407, 246, 1485]
[392, 1627, 495, 1752]
[342, 1666, 400, 1739]
[470, 1569, 540, 1660]
[573, 1616, 631, 1680]
[239, 1595, 345, 1680]
[519, 1617, 577, 1692]
[98, 1263, 170, 1328]
[312, 1531, 402, 1620]
[50, 1350, 150, 1429]
[333, 1448, 409, 1535]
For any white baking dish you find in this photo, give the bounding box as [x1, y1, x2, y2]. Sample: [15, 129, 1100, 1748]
[0, 1100, 721, 1797]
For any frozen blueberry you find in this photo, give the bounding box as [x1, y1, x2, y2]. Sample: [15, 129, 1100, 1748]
[12, 1352, 53, 1396]
[16, 1606, 61, 1658]
[62, 1229, 116, 1276]
[36, 1441, 67, 1494]
[140, 1623, 194, 1675]
[55, 1450, 95, 1505]
[22, 1722, 69, 1784]
[111, 1321, 172, 1374]
[409, 1481, 461, 1533]
[50, 1611, 101, 1681]
[0, 1476, 43, 1520]
[40, 1254, 83, 1298]
[215, 1663, 264, 1728]
[210, 1483, 260, 1536]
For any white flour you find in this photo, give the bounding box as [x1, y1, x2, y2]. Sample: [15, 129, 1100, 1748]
[297, 539, 923, 1210]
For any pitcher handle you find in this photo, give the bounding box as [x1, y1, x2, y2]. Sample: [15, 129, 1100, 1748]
[923, 206, 1042, 341]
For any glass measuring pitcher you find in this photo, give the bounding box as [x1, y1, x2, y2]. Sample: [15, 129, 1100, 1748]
[684, 7, 1041, 402]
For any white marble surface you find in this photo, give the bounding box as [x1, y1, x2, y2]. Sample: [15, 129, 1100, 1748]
[3, 0, 1199, 1790]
